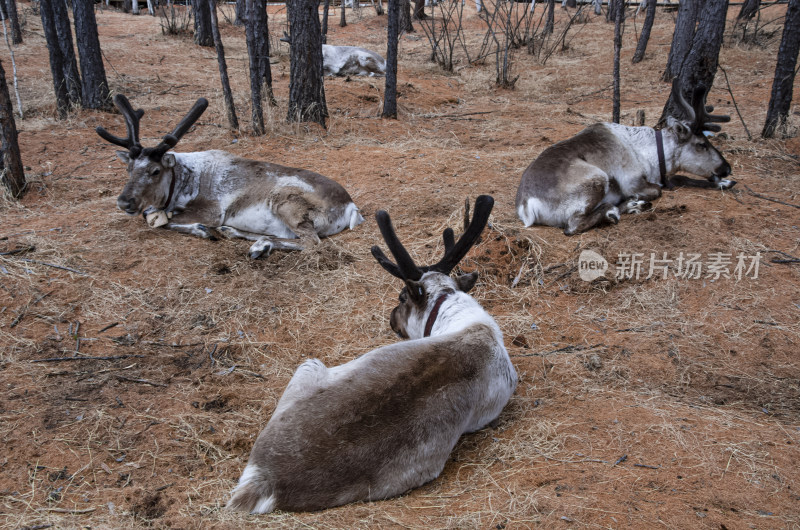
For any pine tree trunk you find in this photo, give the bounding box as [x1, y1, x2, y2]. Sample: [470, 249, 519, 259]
[322, 0, 329, 42]
[245, 0, 265, 134]
[340, 0, 346, 27]
[413, 0, 425, 20]
[662, 0, 699, 81]
[383, 0, 399, 118]
[661, 0, 728, 125]
[632, 0, 656, 64]
[193, 0, 214, 47]
[3, 0, 22, 44]
[612, 0, 623, 123]
[543, 0, 554, 36]
[762, 0, 800, 138]
[400, 0, 413, 33]
[39, 0, 70, 118]
[250, 0, 274, 103]
[72, 0, 111, 109]
[737, 0, 760, 22]
[51, 0, 82, 105]
[287, 0, 327, 126]
[235, 0, 246, 25]
[0, 59, 24, 198]
[209, 0, 238, 130]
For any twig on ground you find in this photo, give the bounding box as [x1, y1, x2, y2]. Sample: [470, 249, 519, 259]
[116, 375, 168, 387]
[612, 454, 628, 467]
[99, 322, 119, 333]
[743, 185, 800, 210]
[0, 245, 34, 256]
[38, 507, 97, 514]
[16, 258, 88, 276]
[634, 463, 660, 470]
[511, 343, 604, 358]
[30, 355, 145, 363]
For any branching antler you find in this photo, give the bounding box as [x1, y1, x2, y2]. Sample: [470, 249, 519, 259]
[96, 94, 145, 158]
[672, 79, 730, 134]
[371, 195, 494, 281]
[96, 95, 208, 160]
[148, 98, 209, 159]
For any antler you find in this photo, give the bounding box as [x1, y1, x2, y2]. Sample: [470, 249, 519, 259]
[96, 94, 145, 158]
[147, 98, 209, 159]
[371, 195, 494, 281]
[672, 79, 730, 133]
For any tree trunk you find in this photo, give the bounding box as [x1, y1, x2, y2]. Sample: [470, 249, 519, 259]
[287, 0, 327, 126]
[762, 0, 800, 138]
[413, 0, 425, 20]
[72, 0, 110, 110]
[606, 0, 618, 22]
[193, 0, 214, 47]
[51, 0, 82, 105]
[0, 59, 24, 198]
[612, 0, 623, 123]
[251, 0, 274, 103]
[340, 0, 346, 27]
[632, 0, 655, 64]
[235, 0, 246, 25]
[400, 0, 413, 33]
[245, 0, 264, 134]
[132, 0, 139, 15]
[322, 0, 329, 42]
[3, 0, 22, 44]
[737, 0, 760, 21]
[661, 0, 728, 124]
[662, 0, 698, 81]
[543, 0, 554, 36]
[209, 0, 238, 130]
[383, 0, 399, 118]
[39, 0, 70, 118]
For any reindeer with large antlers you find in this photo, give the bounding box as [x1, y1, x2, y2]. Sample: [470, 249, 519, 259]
[515, 81, 733, 235]
[226, 196, 517, 513]
[97, 95, 363, 258]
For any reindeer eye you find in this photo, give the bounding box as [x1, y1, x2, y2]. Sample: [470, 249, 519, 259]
[151, 168, 161, 177]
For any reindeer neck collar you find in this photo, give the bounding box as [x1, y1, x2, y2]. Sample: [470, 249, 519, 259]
[655, 129, 668, 187]
[424, 293, 450, 338]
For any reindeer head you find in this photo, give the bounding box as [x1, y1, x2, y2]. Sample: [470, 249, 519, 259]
[97, 95, 208, 215]
[665, 79, 731, 181]
[371, 196, 493, 339]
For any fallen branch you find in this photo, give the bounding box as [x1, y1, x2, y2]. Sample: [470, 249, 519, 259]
[17, 258, 88, 276]
[634, 463, 660, 470]
[0, 245, 34, 256]
[743, 185, 800, 210]
[31, 355, 144, 363]
[511, 343, 604, 358]
[38, 507, 96, 514]
[116, 375, 168, 387]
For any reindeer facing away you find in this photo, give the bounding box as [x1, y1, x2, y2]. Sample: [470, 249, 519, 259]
[97, 95, 364, 258]
[515, 82, 733, 235]
[226, 196, 518, 513]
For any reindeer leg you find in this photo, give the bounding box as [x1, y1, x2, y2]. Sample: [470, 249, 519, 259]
[668, 174, 737, 190]
[164, 222, 222, 240]
[249, 237, 304, 259]
[620, 182, 661, 214]
[564, 177, 617, 235]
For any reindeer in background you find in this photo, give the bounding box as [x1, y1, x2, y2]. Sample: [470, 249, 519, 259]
[226, 195, 517, 513]
[515, 81, 732, 235]
[97, 95, 363, 258]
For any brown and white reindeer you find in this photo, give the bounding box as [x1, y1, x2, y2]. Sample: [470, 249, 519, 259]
[515, 81, 733, 235]
[226, 195, 517, 513]
[96, 94, 364, 258]
[281, 31, 386, 77]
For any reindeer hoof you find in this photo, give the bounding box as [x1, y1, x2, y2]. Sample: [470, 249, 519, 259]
[624, 199, 652, 214]
[606, 207, 620, 224]
[249, 240, 274, 259]
[718, 179, 736, 190]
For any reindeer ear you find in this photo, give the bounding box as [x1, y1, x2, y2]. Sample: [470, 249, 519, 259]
[455, 271, 478, 293]
[161, 153, 176, 168]
[116, 151, 131, 164]
[667, 117, 692, 143]
[404, 279, 426, 304]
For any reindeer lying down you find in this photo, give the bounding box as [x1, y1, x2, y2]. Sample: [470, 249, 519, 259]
[226, 196, 518, 513]
[516, 81, 733, 235]
[97, 95, 364, 258]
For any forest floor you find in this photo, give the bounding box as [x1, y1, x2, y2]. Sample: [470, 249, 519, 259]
[1, 2, 800, 528]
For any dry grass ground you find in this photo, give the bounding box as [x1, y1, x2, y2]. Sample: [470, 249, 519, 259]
[1, 2, 799, 528]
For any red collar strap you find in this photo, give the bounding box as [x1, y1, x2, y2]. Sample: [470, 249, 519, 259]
[655, 129, 668, 187]
[423, 293, 450, 338]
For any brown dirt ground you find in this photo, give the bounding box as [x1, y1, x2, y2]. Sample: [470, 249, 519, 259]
[2, 2, 800, 528]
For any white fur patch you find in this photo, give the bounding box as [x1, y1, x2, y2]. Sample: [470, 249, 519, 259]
[252, 495, 277, 514]
[225, 203, 296, 239]
[275, 176, 314, 192]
